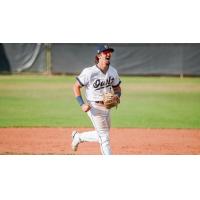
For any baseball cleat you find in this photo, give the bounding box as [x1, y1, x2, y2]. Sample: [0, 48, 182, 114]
[71, 130, 80, 151]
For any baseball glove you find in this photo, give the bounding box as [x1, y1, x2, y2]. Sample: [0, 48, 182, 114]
[103, 93, 120, 109]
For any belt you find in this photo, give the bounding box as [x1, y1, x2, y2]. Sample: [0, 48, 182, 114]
[95, 101, 104, 104]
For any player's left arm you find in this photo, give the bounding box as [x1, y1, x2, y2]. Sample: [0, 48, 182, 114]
[112, 70, 121, 102]
[112, 85, 121, 104]
[113, 85, 121, 96]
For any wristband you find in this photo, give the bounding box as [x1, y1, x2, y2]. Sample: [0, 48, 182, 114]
[76, 96, 84, 106]
[115, 92, 121, 98]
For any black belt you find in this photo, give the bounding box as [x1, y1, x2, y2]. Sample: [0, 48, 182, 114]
[95, 101, 104, 104]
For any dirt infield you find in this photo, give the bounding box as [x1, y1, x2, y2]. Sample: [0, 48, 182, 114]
[0, 128, 200, 155]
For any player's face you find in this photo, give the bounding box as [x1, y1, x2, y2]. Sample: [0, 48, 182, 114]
[99, 50, 112, 65]
[101, 50, 112, 58]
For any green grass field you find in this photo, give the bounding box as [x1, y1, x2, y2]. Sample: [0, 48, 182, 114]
[0, 75, 200, 128]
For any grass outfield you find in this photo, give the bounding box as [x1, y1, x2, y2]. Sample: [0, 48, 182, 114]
[0, 75, 200, 128]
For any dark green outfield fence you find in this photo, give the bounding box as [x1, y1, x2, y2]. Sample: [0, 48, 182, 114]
[1, 43, 200, 76]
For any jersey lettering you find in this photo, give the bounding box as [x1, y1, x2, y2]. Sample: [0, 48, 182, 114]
[93, 76, 114, 90]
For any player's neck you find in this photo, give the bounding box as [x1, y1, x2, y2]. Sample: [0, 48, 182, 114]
[97, 63, 109, 74]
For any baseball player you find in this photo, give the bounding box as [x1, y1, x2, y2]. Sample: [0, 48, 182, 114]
[72, 44, 121, 155]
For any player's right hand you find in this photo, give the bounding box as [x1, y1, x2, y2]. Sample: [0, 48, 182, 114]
[81, 104, 91, 112]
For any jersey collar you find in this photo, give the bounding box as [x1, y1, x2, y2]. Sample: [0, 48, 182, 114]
[95, 64, 109, 74]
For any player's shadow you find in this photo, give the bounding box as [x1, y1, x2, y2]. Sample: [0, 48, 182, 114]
[0, 44, 11, 74]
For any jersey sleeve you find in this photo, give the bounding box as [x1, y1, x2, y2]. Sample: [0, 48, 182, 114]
[76, 68, 89, 87]
[112, 70, 121, 87]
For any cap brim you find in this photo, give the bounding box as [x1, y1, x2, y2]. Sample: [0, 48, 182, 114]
[102, 48, 114, 53]
[109, 48, 114, 52]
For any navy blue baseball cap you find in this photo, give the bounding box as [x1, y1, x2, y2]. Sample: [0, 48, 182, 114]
[96, 44, 114, 54]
